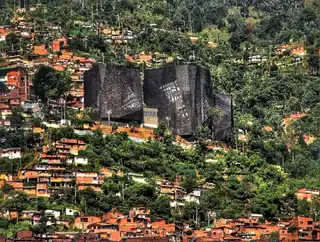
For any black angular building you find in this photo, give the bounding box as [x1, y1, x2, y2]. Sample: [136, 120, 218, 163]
[84, 64, 143, 122]
[144, 65, 232, 139]
[213, 93, 233, 141]
[19, 0, 28, 9]
[84, 64, 233, 141]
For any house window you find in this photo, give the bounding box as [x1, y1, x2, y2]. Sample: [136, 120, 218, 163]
[107, 234, 111, 239]
[308, 221, 313, 225]
[81, 218, 88, 222]
[300, 221, 303, 224]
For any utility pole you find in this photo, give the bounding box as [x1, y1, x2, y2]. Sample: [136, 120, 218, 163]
[64, 98, 66, 120]
[107, 109, 112, 126]
[200, 79, 204, 122]
[174, 189, 177, 214]
[34, 19, 36, 43]
[165, 116, 171, 128]
[121, 158, 124, 202]
[122, 180, 125, 202]
[74, 184, 77, 205]
[91, 3, 94, 23]
[235, 132, 238, 152]
[195, 205, 198, 226]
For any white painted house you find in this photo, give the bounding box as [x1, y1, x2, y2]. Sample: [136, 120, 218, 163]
[45, 209, 61, 219]
[65, 208, 79, 216]
[0, 148, 22, 159]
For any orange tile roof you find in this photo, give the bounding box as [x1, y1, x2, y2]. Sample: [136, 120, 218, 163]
[193, 230, 208, 238]
[0, 104, 10, 109]
[0, 32, 10, 37]
[103, 218, 118, 225]
[263, 126, 273, 131]
[73, 56, 86, 62]
[208, 42, 217, 48]
[39, 57, 49, 62]
[139, 55, 152, 62]
[59, 55, 73, 60]
[24, 171, 39, 179]
[85, 58, 96, 63]
[71, 75, 80, 80]
[41, 154, 61, 159]
[52, 40, 61, 52]
[52, 65, 65, 71]
[78, 185, 101, 192]
[33, 45, 48, 56]
[282, 112, 307, 126]
[60, 138, 85, 144]
[119, 224, 139, 232]
[61, 50, 73, 55]
[125, 55, 135, 63]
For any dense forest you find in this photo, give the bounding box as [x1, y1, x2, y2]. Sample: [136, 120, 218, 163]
[0, 0, 320, 235]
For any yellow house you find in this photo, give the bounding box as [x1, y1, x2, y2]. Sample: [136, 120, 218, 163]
[33, 127, 44, 133]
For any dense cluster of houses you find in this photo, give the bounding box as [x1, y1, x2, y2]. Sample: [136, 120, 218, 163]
[296, 187, 320, 202]
[185, 216, 320, 242]
[2, 213, 320, 241]
[0, 67, 34, 124]
[0, 137, 210, 207]
[0, 137, 101, 196]
[229, 41, 315, 67]
[99, 28, 136, 44]
[0, 208, 177, 241]
[0, 21, 96, 121]
[125, 53, 174, 67]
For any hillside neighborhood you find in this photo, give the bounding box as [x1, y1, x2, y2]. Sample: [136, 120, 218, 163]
[0, 0, 319, 242]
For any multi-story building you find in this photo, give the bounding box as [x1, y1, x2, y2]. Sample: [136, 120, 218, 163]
[0, 148, 22, 159]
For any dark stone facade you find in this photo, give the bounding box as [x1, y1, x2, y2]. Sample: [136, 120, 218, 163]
[84, 64, 143, 122]
[143, 65, 216, 136]
[213, 93, 233, 141]
[84, 64, 233, 140]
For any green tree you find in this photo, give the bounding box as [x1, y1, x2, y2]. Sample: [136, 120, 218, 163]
[181, 171, 197, 193]
[297, 199, 311, 217]
[33, 66, 72, 104]
[2, 191, 28, 213]
[150, 195, 171, 221]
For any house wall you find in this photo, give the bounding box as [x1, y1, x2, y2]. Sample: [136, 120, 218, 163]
[74, 216, 102, 230]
